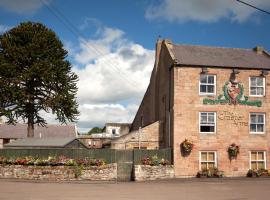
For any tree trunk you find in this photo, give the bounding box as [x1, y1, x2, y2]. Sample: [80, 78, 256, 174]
[27, 116, 34, 137]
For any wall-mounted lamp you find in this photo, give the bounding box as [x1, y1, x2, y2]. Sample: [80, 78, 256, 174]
[201, 67, 208, 74]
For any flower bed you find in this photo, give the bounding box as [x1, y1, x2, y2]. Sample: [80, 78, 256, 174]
[0, 156, 116, 181]
[247, 169, 270, 178]
[196, 168, 224, 178]
[140, 155, 169, 166]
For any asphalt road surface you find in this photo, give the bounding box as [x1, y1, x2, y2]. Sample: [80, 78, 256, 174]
[0, 178, 269, 200]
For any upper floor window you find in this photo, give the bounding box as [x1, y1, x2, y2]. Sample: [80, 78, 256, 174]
[199, 112, 216, 133]
[250, 113, 265, 134]
[199, 74, 216, 95]
[249, 77, 265, 97]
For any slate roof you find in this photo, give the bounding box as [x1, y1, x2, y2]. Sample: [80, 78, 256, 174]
[0, 123, 77, 139]
[4, 137, 82, 148]
[170, 44, 270, 69]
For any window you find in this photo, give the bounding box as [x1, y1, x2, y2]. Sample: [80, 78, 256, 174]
[112, 129, 116, 135]
[200, 151, 217, 170]
[199, 74, 216, 95]
[250, 151, 266, 170]
[249, 77, 265, 96]
[199, 112, 216, 133]
[250, 113, 265, 133]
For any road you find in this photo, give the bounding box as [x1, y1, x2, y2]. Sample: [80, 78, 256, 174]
[0, 178, 269, 200]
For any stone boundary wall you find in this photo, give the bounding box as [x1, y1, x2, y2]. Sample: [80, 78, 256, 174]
[133, 165, 174, 181]
[0, 163, 117, 181]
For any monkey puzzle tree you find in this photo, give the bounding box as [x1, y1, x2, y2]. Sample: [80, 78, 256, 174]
[0, 22, 79, 137]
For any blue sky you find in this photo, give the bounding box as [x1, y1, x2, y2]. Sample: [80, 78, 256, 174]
[0, 0, 270, 133]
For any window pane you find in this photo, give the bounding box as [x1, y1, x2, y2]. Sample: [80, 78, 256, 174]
[257, 78, 263, 86]
[200, 75, 207, 83]
[250, 115, 256, 123]
[208, 163, 215, 170]
[257, 152, 264, 160]
[258, 162, 265, 169]
[251, 77, 256, 86]
[251, 162, 257, 170]
[201, 162, 207, 170]
[201, 125, 214, 132]
[200, 85, 207, 93]
[250, 87, 257, 95]
[208, 76, 214, 84]
[208, 152, 215, 161]
[208, 114, 215, 123]
[200, 114, 207, 123]
[257, 115, 264, 123]
[257, 87, 264, 95]
[257, 124, 264, 132]
[250, 124, 257, 132]
[207, 85, 214, 93]
[201, 153, 207, 161]
[251, 152, 257, 160]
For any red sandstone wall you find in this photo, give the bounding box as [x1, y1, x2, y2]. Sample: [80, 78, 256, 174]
[173, 67, 270, 177]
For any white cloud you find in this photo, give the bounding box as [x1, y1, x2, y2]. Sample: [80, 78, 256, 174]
[0, 24, 12, 33]
[0, 0, 49, 14]
[67, 25, 154, 133]
[145, 0, 270, 23]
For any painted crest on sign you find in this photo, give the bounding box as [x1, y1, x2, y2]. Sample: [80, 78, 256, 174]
[203, 80, 262, 107]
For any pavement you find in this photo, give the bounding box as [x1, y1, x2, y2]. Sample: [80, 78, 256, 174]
[0, 178, 270, 200]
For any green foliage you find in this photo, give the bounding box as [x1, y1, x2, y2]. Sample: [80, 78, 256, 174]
[0, 22, 79, 135]
[88, 127, 103, 135]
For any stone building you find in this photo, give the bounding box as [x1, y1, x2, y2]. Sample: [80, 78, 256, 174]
[0, 123, 77, 148]
[131, 39, 270, 177]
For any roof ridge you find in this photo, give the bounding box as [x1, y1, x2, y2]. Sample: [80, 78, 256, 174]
[173, 43, 252, 51]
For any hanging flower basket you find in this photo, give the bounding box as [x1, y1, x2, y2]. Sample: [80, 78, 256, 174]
[181, 139, 194, 155]
[228, 143, 239, 160]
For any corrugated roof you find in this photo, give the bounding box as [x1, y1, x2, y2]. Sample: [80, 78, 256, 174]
[4, 137, 77, 147]
[170, 44, 270, 69]
[0, 123, 77, 139]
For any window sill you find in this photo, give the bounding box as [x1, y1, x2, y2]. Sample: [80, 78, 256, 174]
[249, 95, 265, 97]
[199, 93, 216, 96]
[250, 132, 266, 135]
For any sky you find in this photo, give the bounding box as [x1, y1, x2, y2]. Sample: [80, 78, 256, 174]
[0, 0, 270, 133]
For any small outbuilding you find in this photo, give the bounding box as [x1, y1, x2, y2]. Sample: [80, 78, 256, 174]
[4, 137, 87, 149]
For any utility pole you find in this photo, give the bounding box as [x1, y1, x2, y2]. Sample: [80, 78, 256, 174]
[138, 127, 141, 150]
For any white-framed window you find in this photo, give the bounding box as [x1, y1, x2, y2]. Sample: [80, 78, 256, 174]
[200, 151, 217, 170]
[199, 74, 216, 95]
[250, 151, 266, 170]
[249, 77, 265, 97]
[199, 112, 216, 133]
[250, 113, 265, 134]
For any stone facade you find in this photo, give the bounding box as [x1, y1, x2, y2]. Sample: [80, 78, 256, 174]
[0, 164, 117, 181]
[173, 67, 270, 177]
[133, 165, 174, 181]
[131, 39, 270, 178]
[110, 121, 161, 149]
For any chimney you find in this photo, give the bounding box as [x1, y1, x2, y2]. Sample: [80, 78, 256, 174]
[253, 46, 264, 55]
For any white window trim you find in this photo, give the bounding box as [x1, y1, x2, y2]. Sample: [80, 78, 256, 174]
[249, 151, 266, 170]
[199, 151, 217, 170]
[199, 74, 216, 96]
[249, 76, 265, 97]
[249, 113, 266, 134]
[199, 112, 216, 134]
